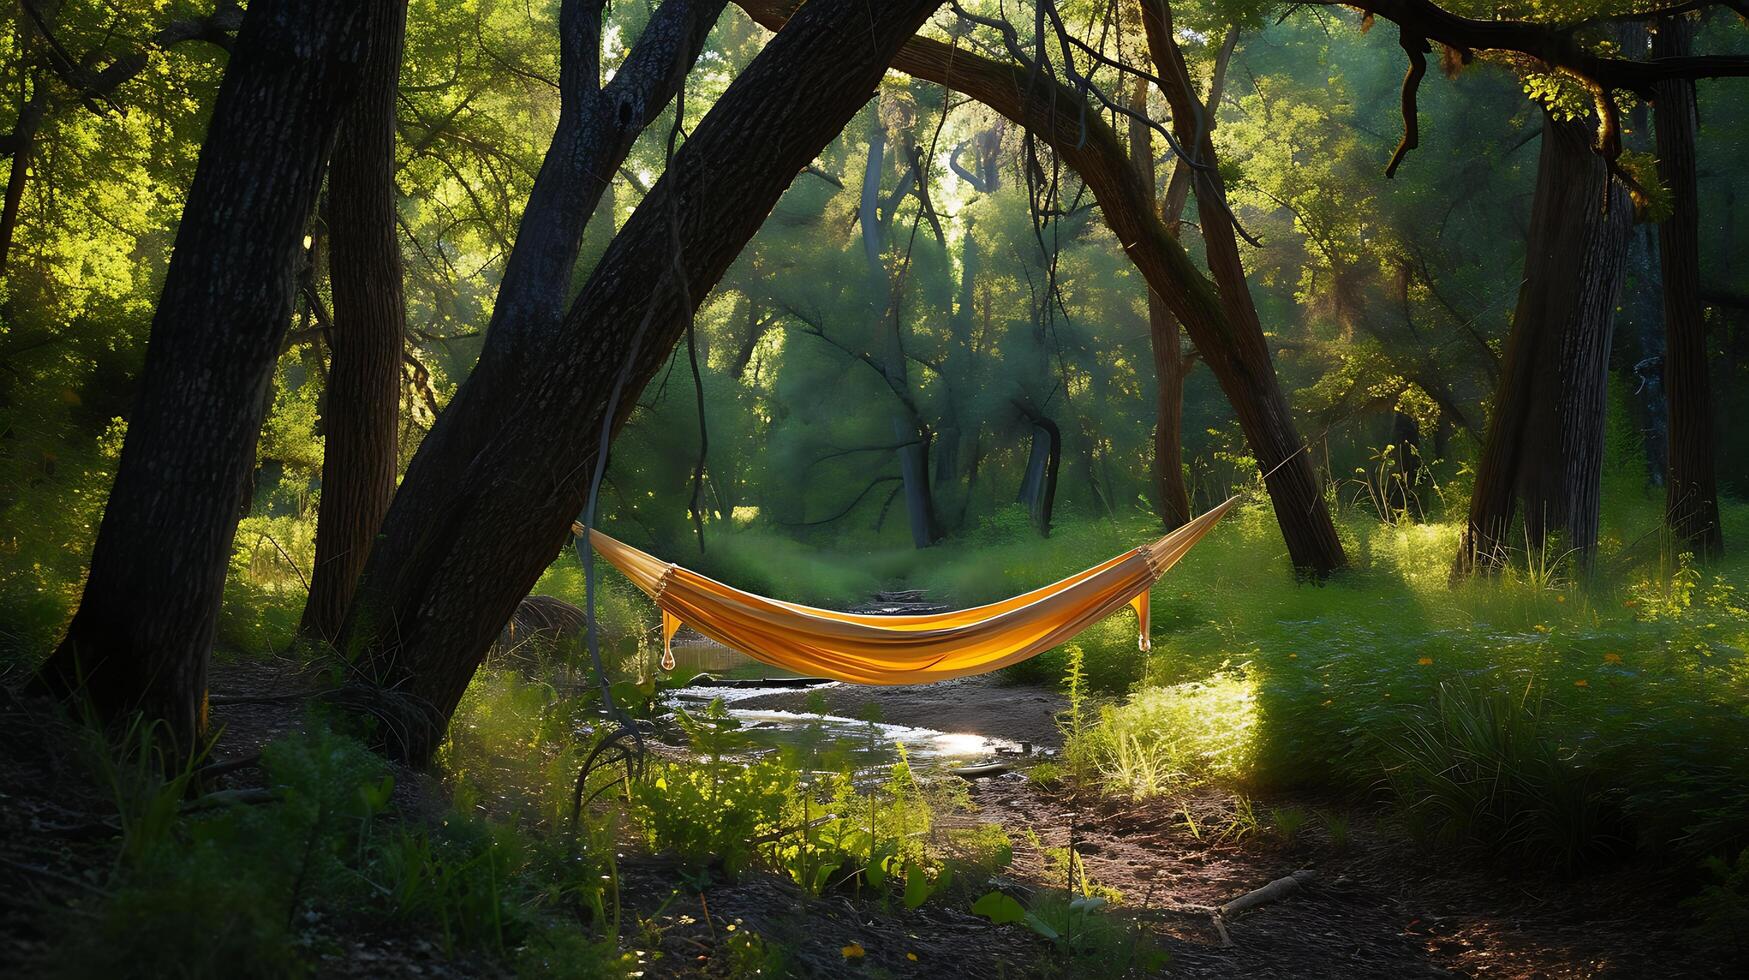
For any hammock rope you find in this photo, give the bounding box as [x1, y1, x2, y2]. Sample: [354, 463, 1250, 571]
[583, 496, 1238, 685]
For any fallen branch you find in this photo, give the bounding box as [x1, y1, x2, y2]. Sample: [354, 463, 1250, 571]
[1220, 868, 1317, 917]
[180, 787, 279, 815]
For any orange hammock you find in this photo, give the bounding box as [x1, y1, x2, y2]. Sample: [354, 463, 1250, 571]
[583, 496, 1238, 685]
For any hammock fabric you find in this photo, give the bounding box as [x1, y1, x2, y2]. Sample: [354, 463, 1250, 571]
[585, 496, 1238, 685]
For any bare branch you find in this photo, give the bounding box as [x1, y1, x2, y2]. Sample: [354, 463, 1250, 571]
[1385, 28, 1430, 177]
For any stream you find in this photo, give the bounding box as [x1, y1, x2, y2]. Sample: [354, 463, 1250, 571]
[660, 680, 1031, 770]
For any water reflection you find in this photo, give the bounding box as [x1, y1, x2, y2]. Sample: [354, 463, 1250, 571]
[661, 683, 1021, 767]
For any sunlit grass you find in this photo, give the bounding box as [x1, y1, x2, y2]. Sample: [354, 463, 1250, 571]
[1067, 671, 1259, 798]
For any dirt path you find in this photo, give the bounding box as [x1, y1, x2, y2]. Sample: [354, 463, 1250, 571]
[956, 777, 1735, 978]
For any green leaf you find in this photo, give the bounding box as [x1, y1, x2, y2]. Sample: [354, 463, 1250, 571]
[1022, 911, 1061, 941]
[1069, 895, 1108, 913]
[903, 864, 931, 909]
[971, 890, 1028, 926]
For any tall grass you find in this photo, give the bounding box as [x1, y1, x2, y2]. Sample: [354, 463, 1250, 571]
[1380, 681, 1624, 870]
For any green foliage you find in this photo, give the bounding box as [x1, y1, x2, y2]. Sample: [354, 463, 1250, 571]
[1064, 671, 1260, 796]
[972, 889, 1168, 976]
[1683, 847, 1749, 947]
[1381, 681, 1622, 869]
[630, 758, 796, 876]
[1269, 805, 1310, 844]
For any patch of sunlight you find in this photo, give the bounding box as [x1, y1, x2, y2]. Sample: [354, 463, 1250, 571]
[1071, 671, 1258, 798]
[731, 505, 760, 527]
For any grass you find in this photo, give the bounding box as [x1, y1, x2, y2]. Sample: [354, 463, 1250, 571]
[1034, 491, 1749, 868]
[46, 714, 638, 979]
[460, 484, 1749, 873]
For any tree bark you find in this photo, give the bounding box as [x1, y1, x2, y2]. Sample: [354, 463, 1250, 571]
[339, 0, 946, 764]
[348, 0, 727, 616]
[1454, 113, 1633, 576]
[1015, 413, 1061, 535]
[35, 0, 380, 749]
[300, 0, 410, 643]
[1653, 14, 1722, 557]
[0, 91, 44, 277]
[735, 0, 1346, 575]
[860, 117, 943, 549]
[1128, 74, 1190, 530]
[1141, 1, 1343, 568]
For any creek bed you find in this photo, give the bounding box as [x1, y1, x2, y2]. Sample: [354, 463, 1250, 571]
[659, 680, 1038, 773]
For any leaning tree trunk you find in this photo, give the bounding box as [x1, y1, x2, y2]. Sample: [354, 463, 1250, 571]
[1654, 14, 1723, 557]
[338, 0, 947, 764]
[0, 89, 45, 277]
[35, 0, 379, 749]
[1141, 2, 1345, 569]
[347, 0, 726, 615]
[738, 0, 1346, 575]
[301, 0, 410, 643]
[1454, 113, 1633, 576]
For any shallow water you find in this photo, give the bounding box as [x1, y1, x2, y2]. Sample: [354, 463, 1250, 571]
[662, 682, 1022, 767]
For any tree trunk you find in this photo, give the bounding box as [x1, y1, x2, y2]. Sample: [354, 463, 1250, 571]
[300, 0, 410, 643]
[1454, 113, 1633, 576]
[1015, 414, 1061, 535]
[1128, 75, 1191, 529]
[860, 116, 941, 549]
[348, 0, 727, 613]
[35, 0, 379, 749]
[339, 0, 946, 764]
[1139, 2, 1346, 570]
[1654, 14, 1722, 557]
[0, 89, 44, 277]
[741, 1, 1347, 575]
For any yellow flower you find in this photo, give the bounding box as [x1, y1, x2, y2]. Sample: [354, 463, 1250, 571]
[907, 952, 919, 962]
[1288, 652, 1299, 659]
[842, 943, 865, 959]
[1417, 657, 1433, 666]
[1574, 679, 1589, 688]
[1555, 595, 1566, 603]
[1604, 653, 1622, 664]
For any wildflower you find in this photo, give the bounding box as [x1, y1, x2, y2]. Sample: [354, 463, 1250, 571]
[1574, 679, 1589, 688]
[907, 952, 919, 962]
[842, 943, 865, 959]
[1555, 595, 1566, 604]
[1604, 653, 1622, 664]
[1288, 652, 1299, 659]
[1417, 657, 1433, 666]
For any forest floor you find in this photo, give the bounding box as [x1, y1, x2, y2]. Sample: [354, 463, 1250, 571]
[1, 662, 1741, 978]
[724, 676, 1737, 978]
